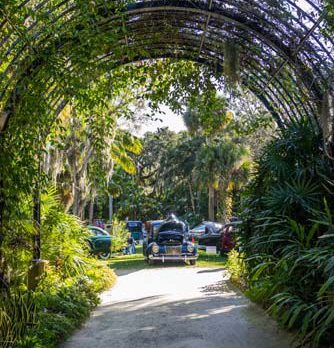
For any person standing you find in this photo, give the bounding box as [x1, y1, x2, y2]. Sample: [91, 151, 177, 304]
[127, 234, 136, 254]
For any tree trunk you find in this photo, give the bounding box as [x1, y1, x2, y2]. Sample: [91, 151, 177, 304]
[225, 182, 234, 221]
[188, 181, 196, 214]
[89, 196, 95, 224]
[214, 189, 218, 221]
[78, 200, 86, 220]
[218, 181, 233, 222]
[33, 187, 41, 260]
[208, 185, 215, 221]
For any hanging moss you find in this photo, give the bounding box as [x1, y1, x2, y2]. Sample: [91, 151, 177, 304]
[223, 40, 240, 89]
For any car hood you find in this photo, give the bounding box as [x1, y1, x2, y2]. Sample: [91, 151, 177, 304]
[157, 231, 184, 244]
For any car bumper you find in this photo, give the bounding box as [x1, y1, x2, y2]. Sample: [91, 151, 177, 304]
[148, 254, 198, 262]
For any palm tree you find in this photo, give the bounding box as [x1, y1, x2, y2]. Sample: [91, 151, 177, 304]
[194, 137, 247, 221]
[45, 105, 142, 219]
[183, 94, 249, 221]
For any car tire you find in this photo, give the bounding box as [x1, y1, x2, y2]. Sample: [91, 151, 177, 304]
[148, 258, 155, 265]
[189, 260, 196, 266]
[98, 252, 111, 260]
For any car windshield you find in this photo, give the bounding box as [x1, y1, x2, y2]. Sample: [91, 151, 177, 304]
[89, 227, 109, 236]
[126, 222, 142, 232]
[211, 223, 223, 232]
[192, 224, 205, 231]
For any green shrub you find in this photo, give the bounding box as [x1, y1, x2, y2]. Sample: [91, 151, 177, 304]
[239, 119, 334, 347]
[110, 220, 128, 253]
[0, 187, 117, 348]
[0, 292, 37, 348]
[226, 250, 248, 290]
[13, 265, 116, 348]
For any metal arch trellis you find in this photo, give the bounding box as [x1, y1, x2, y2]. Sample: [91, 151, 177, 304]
[0, 0, 333, 131]
[0, 3, 332, 73]
[30, 32, 314, 126]
[98, 21, 317, 116]
[43, 43, 310, 131]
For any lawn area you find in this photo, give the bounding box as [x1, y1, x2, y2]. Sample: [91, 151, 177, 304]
[109, 247, 227, 270]
[196, 250, 228, 267]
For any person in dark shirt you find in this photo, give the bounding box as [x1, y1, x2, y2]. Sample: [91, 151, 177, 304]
[126, 234, 136, 254]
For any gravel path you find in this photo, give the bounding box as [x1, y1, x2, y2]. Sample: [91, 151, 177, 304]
[61, 267, 293, 348]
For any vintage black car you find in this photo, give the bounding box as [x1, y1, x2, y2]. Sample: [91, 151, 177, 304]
[198, 220, 242, 254]
[197, 222, 224, 251]
[189, 221, 223, 241]
[145, 216, 198, 265]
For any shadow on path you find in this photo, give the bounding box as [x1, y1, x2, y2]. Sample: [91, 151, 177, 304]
[62, 268, 294, 348]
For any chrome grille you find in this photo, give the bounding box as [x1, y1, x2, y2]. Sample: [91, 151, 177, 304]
[165, 245, 182, 255]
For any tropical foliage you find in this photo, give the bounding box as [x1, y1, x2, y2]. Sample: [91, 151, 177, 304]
[112, 93, 272, 225]
[0, 188, 116, 347]
[0, 0, 332, 347]
[237, 119, 334, 347]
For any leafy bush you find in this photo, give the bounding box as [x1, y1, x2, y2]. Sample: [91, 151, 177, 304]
[110, 220, 128, 253]
[226, 250, 248, 290]
[238, 119, 334, 347]
[0, 187, 116, 348]
[41, 187, 91, 279]
[10, 254, 116, 348]
[0, 292, 37, 348]
[21, 273, 106, 348]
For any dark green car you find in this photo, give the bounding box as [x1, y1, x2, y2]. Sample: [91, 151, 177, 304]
[88, 226, 112, 260]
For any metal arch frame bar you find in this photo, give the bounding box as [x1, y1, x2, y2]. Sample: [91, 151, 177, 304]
[1, 25, 312, 129]
[0, 7, 319, 113]
[1, 1, 329, 99]
[261, 9, 328, 96]
[0, 0, 326, 130]
[198, 0, 213, 56]
[44, 44, 306, 126]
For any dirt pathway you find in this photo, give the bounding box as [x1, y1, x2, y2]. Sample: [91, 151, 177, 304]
[61, 267, 293, 348]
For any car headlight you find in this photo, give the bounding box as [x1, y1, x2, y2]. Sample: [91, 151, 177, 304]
[187, 243, 194, 253]
[152, 243, 160, 254]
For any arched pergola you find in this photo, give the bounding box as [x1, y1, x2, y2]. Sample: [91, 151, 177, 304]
[0, 0, 333, 131]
